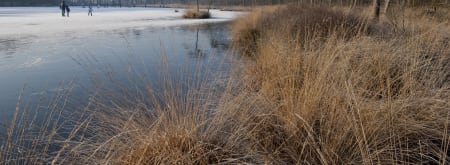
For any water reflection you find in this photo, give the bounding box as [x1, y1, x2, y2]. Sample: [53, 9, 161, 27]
[205, 24, 230, 49]
[180, 23, 230, 58]
[0, 22, 232, 128]
[194, 27, 202, 56]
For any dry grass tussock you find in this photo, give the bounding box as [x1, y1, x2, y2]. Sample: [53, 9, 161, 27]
[232, 4, 449, 164]
[231, 5, 370, 57]
[1, 4, 449, 164]
[183, 9, 211, 19]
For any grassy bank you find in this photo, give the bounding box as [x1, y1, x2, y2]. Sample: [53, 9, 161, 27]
[229, 5, 449, 164]
[1, 4, 449, 164]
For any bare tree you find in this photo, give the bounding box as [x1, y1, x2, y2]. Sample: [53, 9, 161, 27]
[384, 0, 391, 13]
[372, 0, 381, 21]
[351, 0, 357, 8]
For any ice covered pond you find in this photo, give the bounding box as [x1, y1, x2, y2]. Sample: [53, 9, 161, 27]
[0, 7, 242, 132]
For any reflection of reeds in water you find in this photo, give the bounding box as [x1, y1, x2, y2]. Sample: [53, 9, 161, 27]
[1, 5, 450, 164]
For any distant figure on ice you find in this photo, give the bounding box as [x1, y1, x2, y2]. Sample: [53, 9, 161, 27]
[88, 5, 93, 16]
[60, 0, 66, 16]
[66, 5, 70, 17]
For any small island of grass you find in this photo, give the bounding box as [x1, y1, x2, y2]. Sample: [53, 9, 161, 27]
[183, 9, 211, 19]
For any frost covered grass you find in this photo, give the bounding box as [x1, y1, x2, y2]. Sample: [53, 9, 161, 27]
[1, 5, 449, 164]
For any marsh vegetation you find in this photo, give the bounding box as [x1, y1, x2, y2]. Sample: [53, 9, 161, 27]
[1, 2, 449, 164]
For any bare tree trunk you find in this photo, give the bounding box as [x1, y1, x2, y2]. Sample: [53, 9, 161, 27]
[372, 0, 381, 21]
[207, 0, 213, 12]
[196, 0, 199, 12]
[384, 0, 391, 14]
[351, 0, 357, 8]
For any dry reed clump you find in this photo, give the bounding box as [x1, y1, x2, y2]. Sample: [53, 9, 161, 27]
[116, 117, 236, 164]
[231, 5, 368, 57]
[183, 9, 211, 19]
[231, 5, 450, 164]
[51, 70, 258, 164]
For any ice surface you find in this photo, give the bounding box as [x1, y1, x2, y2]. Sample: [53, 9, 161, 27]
[0, 7, 243, 38]
[0, 8, 240, 122]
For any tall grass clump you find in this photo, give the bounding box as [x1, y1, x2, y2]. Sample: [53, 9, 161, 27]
[230, 4, 449, 164]
[183, 9, 211, 19]
[232, 5, 369, 57]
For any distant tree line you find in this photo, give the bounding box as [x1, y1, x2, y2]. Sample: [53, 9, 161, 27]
[0, 0, 59, 6]
[0, 0, 447, 7]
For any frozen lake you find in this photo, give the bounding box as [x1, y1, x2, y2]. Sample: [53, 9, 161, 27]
[0, 7, 240, 133]
[0, 7, 241, 37]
